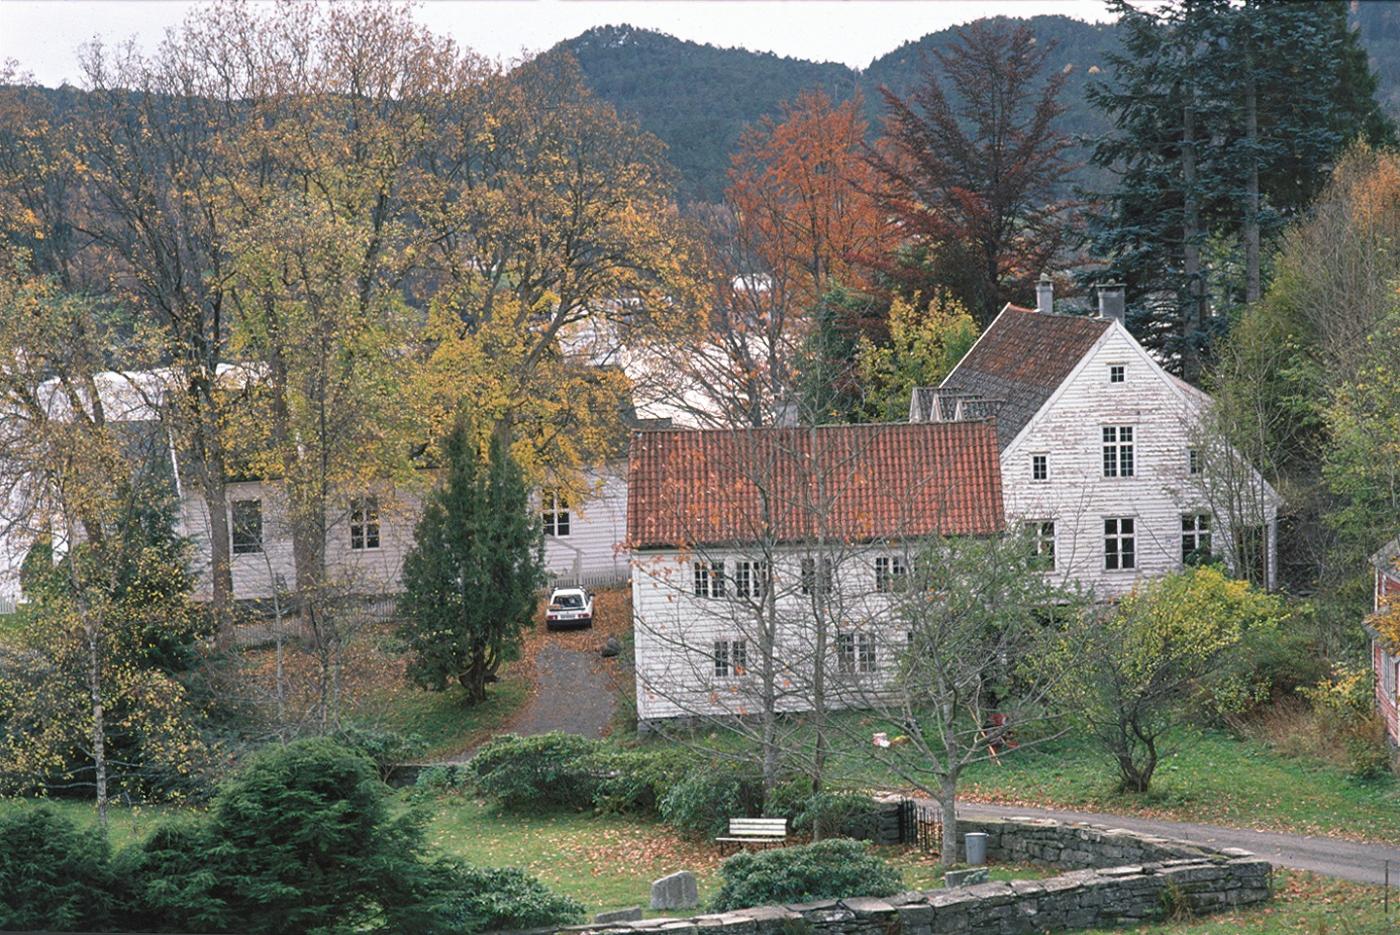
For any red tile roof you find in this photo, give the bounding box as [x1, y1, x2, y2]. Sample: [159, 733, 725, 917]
[627, 421, 1004, 550]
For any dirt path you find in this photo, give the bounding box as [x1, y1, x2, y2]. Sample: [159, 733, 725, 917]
[497, 641, 617, 739]
[947, 800, 1400, 886]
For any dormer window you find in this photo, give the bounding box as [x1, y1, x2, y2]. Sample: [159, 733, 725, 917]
[1108, 364, 1126, 384]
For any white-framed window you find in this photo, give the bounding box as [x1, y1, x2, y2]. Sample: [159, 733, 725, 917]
[1382, 649, 1397, 700]
[693, 561, 726, 598]
[874, 555, 908, 593]
[1102, 426, 1135, 478]
[800, 556, 833, 596]
[1031, 453, 1048, 482]
[1108, 363, 1126, 384]
[837, 630, 877, 675]
[1188, 448, 1202, 476]
[1027, 520, 1056, 571]
[350, 496, 380, 551]
[1181, 513, 1211, 564]
[1104, 517, 1136, 570]
[733, 560, 768, 599]
[231, 499, 263, 555]
[713, 639, 748, 678]
[542, 489, 570, 537]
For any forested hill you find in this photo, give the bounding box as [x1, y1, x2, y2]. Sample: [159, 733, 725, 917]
[557, 10, 1400, 203]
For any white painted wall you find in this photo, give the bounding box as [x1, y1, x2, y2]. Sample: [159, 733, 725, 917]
[631, 546, 910, 722]
[1001, 322, 1278, 599]
[542, 464, 629, 587]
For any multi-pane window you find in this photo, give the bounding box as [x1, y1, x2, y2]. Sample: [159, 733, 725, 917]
[693, 561, 726, 598]
[542, 489, 570, 537]
[1027, 520, 1056, 571]
[713, 639, 747, 678]
[1031, 454, 1048, 482]
[800, 557, 833, 596]
[1102, 426, 1135, 478]
[1108, 364, 1126, 384]
[1188, 448, 1202, 476]
[874, 555, 908, 593]
[836, 631, 877, 675]
[733, 560, 768, 599]
[1383, 650, 1397, 700]
[1104, 517, 1136, 570]
[1181, 513, 1212, 564]
[231, 499, 263, 554]
[350, 496, 380, 551]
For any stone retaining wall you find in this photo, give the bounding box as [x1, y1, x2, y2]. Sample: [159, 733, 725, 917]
[546, 817, 1272, 935]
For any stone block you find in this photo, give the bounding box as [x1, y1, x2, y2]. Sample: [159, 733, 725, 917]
[595, 907, 645, 923]
[651, 871, 700, 911]
[943, 867, 989, 888]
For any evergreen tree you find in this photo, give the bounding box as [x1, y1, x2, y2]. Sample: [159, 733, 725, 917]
[1085, 0, 1393, 382]
[398, 419, 543, 705]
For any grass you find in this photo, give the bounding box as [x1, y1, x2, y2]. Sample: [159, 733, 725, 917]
[0, 797, 182, 852]
[632, 717, 1400, 844]
[360, 666, 531, 760]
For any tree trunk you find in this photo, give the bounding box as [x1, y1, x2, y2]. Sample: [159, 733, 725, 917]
[1181, 93, 1205, 384]
[938, 773, 959, 867]
[1244, 71, 1261, 304]
[86, 622, 108, 829]
[200, 462, 235, 647]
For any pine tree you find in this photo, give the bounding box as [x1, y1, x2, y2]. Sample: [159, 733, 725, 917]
[1085, 0, 1393, 382]
[398, 420, 544, 705]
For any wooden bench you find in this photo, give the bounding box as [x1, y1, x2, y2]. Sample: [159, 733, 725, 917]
[715, 817, 788, 851]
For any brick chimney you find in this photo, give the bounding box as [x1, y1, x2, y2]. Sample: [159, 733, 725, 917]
[1097, 283, 1126, 324]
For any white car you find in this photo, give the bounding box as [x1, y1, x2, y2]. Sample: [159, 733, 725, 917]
[545, 587, 594, 630]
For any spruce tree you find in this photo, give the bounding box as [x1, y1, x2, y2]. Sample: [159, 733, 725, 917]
[398, 420, 543, 704]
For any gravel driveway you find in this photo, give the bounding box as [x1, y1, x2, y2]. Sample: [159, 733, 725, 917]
[502, 641, 617, 738]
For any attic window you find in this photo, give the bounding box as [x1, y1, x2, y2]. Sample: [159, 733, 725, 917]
[1108, 364, 1126, 384]
[1031, 454, 1048, 482]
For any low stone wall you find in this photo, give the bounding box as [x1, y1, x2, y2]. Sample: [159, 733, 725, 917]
[548, 817, 1272, 935]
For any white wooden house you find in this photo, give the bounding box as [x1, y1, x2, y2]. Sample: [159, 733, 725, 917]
[626, 421, 1005, 726]
[910, 283, 1280, 598]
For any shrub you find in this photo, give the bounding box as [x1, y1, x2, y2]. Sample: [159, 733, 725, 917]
[205, 737, 440, 933]
[588, 746, 693, 815]
[1301, 664, 1391, 777]
[659, 763, 766, 838]
[709, 838, 901, 911]
[466, 732, 600, 810]
[333, 725, 427, 783]
[115, 819, 229, 932]
[431, 864, 585, 933]
[413, 764, 471, 799]
[0, 805, 116, 932]
[790, 791, 883, 840]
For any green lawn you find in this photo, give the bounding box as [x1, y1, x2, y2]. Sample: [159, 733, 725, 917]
[631, 719, 1400, 844]
[361, 666, 530, 759]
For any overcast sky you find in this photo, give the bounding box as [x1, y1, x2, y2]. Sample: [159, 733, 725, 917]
[2, 0, 1115, 88]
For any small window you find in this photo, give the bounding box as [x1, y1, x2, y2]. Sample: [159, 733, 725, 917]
[1182, 513, 1212, 564]
[1104, 517, 1136, 570]
[350, 496, 380, 551]
[733, 560, 768, 599]
[231, 499, 263, 554]
[837, 631, 877, 675]
[874, 555, 908, 593]
[1188, 448, 1202, 476]
[542, 489, 570, 537]
[713, 639, 747, 678]
[1383, 650, 1397, 700]
[1108, 364, 1126, 384]
[800, 556, 833, 596]
[1102, 426, 1135, 478]
[1031, 454, 1048, 482]
[1027, 520, 1055, 571]
[693, 561, 726, 599]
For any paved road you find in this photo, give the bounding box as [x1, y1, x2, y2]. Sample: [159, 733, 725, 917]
[505, 642, 616, 739]
[952, 800, 1400, 886]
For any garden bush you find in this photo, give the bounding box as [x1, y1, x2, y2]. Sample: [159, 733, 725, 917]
[116, 819, 229, 932]
[787, 790, 883, 840]
[413, 764, 472, 799]
[708, 838, 902, 911]
[333, 724, 427, 782]
[0, 805, 117, 932]
[466, 732, 600, 810]
[432, 864, 586, 933]
[659, 762, 766, 838]
[588, 746, 693, 815]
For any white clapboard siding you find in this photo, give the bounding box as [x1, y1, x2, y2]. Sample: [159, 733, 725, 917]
[542, 465, 629, 587]
[1001, 322, 1277, 598]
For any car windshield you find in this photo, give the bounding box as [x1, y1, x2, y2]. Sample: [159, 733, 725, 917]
[553, 594, 583, 609]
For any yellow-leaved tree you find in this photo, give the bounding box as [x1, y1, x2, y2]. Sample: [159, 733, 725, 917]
[855, 291, 979, 422]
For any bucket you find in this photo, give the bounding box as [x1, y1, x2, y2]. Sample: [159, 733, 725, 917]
[964, 831, 988, 866]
